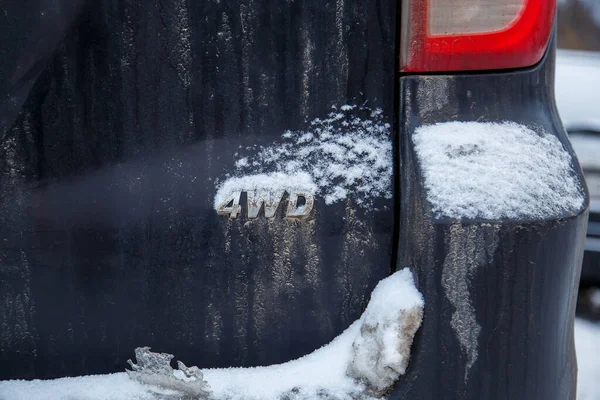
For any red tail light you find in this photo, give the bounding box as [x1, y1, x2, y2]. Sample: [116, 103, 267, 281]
[401, 0, 556, 72]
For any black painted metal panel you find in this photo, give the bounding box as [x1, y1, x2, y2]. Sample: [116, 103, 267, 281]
[393, 35, 588, 400]
[0, 0, 397, 379]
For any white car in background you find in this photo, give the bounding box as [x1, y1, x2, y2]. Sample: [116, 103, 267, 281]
[557, 49, 600, 286]
[556, 49, 600, 400]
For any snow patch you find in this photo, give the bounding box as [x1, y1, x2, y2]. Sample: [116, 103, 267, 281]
[213, 172, 317, 210]
[0, 269, 423, 400]
[214, 106, 392, 209]
[413, 121, 585, 220]
[575, 318, 600, 400]
[202, 321, 366, 400]
[0, 373, 179, 400]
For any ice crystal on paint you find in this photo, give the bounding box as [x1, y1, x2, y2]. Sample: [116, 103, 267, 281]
[215, 106, 392, 210]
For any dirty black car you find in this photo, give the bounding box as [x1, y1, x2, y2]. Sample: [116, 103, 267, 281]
[0, 0, 589, 399]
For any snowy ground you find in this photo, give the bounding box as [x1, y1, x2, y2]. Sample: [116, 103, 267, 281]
[575, 318, 600, 400]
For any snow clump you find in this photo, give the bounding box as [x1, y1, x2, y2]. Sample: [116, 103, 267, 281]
[347, 269, 424, 395]
[575, 318, 600, 400]
[126, 347, 211, 398]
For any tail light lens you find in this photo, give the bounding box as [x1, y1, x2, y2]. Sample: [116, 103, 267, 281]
[401, 0, 556, 72]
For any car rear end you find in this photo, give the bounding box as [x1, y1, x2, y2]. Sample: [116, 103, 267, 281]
[395, 1, 587, 398]
[0, 1, 589, 399]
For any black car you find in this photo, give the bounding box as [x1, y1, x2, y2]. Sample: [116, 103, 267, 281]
[0, 1, 589, 399]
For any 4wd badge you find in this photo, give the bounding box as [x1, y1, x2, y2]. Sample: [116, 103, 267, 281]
[217, 190, 314, 220]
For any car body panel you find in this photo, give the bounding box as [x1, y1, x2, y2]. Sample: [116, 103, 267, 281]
[392, 35, 588, 399]
[0, 0, 398, 379]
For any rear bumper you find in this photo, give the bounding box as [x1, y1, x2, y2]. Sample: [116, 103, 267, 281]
[392, 31, 588, 400]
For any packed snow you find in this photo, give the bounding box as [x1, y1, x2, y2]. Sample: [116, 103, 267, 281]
[0, 269, 423, 400]
[347, 271, 424, 394]
[201, 269, 423, 400]
[0, 373, 179, 400]
[214, 105, 393, 209]
[412, 121, 585, 220]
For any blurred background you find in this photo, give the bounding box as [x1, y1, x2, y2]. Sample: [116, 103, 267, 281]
[558, 0, 600, 51]
[557, 2, 600, 400]
[556, 0, 600, 308]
